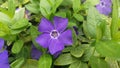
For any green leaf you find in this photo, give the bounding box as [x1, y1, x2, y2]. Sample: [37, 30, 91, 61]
[25, 3, 40, 14]
[83, 7, 102, 39]
[21, 59, 38, 68]
[68, 21, 77, 28]
[52, 0, 63, 13]
[8, 0, 15, 17]
[12, 40, 24, 54]
[40, 0, 63, 18]
[73, 13, 84, 22]
[80, 45, 95, 62]
[54, 53, 77, 65]
[38, 54, 52, 68]
[2, 35, 16, 41]
[72, 0, 80, 13]
[105, 57, 119, 68]
[71, 27, 78, 46]
[96, 40, 120, 58]
[0, 22, 10, 37]
[12, 8, 25, 22]
[55, 11, 66, 18]
[10, 57, 25, 68]
[89, 56, 109, 68]
[62, 46, 73, 53]
[0, 12, 11, 25]
[69, 61, 88, 68]
[84, 0, 99, 8]
[111, 0, 119, 39]
[10, 19, 29, 29]
[70, 46, 84, 58]
[40, 0, 53, 18]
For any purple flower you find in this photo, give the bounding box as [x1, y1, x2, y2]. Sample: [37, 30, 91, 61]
[96, 0, 112, 15]
[0, 38, 10, 68]
[31, 45, 42, 60]
[36, 16, 73, 55]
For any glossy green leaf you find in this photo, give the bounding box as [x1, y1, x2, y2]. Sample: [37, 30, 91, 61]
[84, 0, 99, 8]
[21, 59, 38, 68]
[12, 40, 24, 54]
[55, 11, 66, 18]
[72, 0, 80, 12]
[73, 13, 84, 22]
[25, 3, 40, 14]
[8, 0, 15, 17]
[11, 19, 29, 29]
[111, 0, 119, 39]
[38, 54, 52, 68]
[70, 46, 84, 58]
[96, 40, 120, 58]
[0, 22, 10, 37]
[52, 0, 63, 13]
[69, 61, 88, 68]
[81, 45, 94, 62]
[83, 7, 102, 39]
[12, 8, 25, 22]
[40, 0, 54, 18]
[54, 53, 77, 65]
[105, 57, 119, 68]
[0, 12, 11, 24]
[40, 0, 63, 18]
[89, 56, 109, 68]
[10, 57, 25, 68]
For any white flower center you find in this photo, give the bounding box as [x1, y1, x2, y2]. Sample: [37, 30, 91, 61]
[50, 30, 60, 39]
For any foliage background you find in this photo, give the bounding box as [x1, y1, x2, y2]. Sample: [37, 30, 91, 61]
[0, 0, 120, 68]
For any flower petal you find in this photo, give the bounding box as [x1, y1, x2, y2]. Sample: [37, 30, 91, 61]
[49, 39, 64, 55]
[59, 30, 73, 45]
[0, 38, 4, 50]
[0, 50, 9, 64]
[54, 16, 68, 32]
[36, 33, 50, 48]
[96, 5, 111, 15]
[38, 18, 54, 32]
[0, 63, 10, 68]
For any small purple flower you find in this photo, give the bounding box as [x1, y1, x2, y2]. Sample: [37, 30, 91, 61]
[31, 45, 42, 60]
[0, 38, 10, 68]
[96, 0, 112, 15]
[36, 16, 73, 55]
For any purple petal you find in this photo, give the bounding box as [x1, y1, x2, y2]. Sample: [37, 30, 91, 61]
[0, 50, 9, 64]
[59, 30, 73, 46]
[0, 38, 4, 50]
[54, 16, 68, 33]
[36, 33, 50, 48]
[31, 45, 42, 60]
[38, 18, 54, 33]
[49, 39, 64, 55]
[102, 7, 111, 15]
[96, 5, 111, 15]
[0, 63, 10, 68]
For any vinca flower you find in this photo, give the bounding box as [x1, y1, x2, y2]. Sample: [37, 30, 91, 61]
[96, 0, 112, 15]
[0, 38, 10, 68]
[36, 16, 73, 55]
